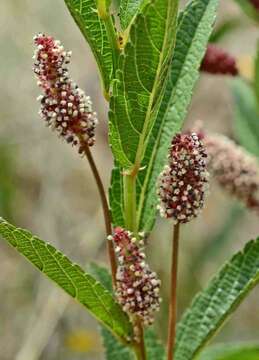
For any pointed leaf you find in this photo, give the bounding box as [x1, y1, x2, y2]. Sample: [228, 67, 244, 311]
[175, 238, 259, 360]
[119, 0, 143, 29]
[0, 218, 132, 341]
[136, 0, 219, 231]
[109, 0, 179, 168]
[64, 0, 113, 92]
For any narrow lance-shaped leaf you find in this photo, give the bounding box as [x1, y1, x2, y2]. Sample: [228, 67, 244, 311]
[109, 0, 179, 169]
[174, 238, 259, 360]
[119, 0, 143, 29]
[198, 343, 259, 360]
[136, 0, 219, 231]
[110, 0, 219, 229]
[64, 0, 113, 92]
[232, 79, 259, 157]
[0, 218, 133, 341]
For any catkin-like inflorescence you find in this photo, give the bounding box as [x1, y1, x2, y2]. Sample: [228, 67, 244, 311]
[109, 228, 161, 327]
[157, 133, 209, 224]
[250, 0, 259, 10]
[201, 44, 238, 76]
[33, 33, 98, 153]
[203, 132, 259, 212]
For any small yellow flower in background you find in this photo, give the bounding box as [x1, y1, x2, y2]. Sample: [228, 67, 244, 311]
[237, 55, 254, 82]
[65, 329, 101, 353]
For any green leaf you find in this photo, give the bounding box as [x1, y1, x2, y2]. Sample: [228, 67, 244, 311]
[109, 163, 125, 227]
[198, 343, 259, 360]
[119, 0, 143, 29]
[233, 0, 259, 23]
[109, 0, 179, 169]
[91, 263, 166, 359]
[64, 0, 113, 93]
[209, 18, 240, 43]
[174, 238, 259, 360]
[0, 218, 132, 341]
[232, 79, 259, 157]
[136, 0, 219, 231]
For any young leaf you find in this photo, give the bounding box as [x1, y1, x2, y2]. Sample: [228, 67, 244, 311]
[136, 0, 219, 231]
[64, 0, 113, 92]
[232, 79, 259, 157]
[109, 0, 179, 169]
[209, 18, 240, 43]
[0, 218, 132, 342]
[91, 263, 166, 360]
[174, 238, 259, 360]
[198, 343, 259, 360]
[119, 0, 143, 29]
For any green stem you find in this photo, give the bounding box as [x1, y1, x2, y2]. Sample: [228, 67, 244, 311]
[124, 173, 137, 233]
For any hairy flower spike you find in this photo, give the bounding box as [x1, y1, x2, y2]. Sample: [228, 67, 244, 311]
[202, 132, 259, 212]
[33, 33, 98, 152]
[110, 228, 161, 328]
[201, 44, 238, 76]
[157, 133, 209, 224]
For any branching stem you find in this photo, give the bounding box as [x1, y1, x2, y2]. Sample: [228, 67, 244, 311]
[83, 145, 117, 287]
[167, 223, 180, 360]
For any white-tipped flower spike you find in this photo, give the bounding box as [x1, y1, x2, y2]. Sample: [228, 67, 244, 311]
[203, 132, 259, 212]
[33, 33, 98, 153]
[157, 133, 209, 224]
[111, 227, 161, 328]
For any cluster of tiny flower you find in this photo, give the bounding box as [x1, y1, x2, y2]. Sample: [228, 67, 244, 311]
[250, 0, 259, 10]
[33, 33, 98, 153]
[157, 133, 209, 224]
[108, 228, 161, 328]
[203, 133, 259, 212]
[201, 44, 238, 76]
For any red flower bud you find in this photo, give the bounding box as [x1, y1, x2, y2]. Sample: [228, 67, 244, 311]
[201, 44, 238, 76]
[157, 133, 209, 224]
[250, 0, 259, 10]
[33, 33, 98, 153]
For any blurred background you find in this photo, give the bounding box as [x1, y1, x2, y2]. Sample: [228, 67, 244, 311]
[0, 1, 258, 359]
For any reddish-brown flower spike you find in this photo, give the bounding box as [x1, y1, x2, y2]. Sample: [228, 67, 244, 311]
[201, 44, 238, 76]
[108, 228, 161, 327]
[203, 133, 259, 213]
[250, 0, 259, 10]
[33, 33, 98, 153]
[157, 133, 209, 224]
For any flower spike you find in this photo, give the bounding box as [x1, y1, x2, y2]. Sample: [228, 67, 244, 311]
[109, 228, 161, 327]
[33, 33, 98, 153]
[157, 133, 209, 224]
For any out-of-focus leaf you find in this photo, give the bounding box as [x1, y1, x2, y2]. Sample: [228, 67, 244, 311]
[0, 218, 133, 341]
[210, 18, 240, 43]
[233, 0, 259, 23]
[198, 343, 259, 360]
[64, 0, 113, 92]
[175, 238, 259, 360]
[232, 79, 259, 157]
